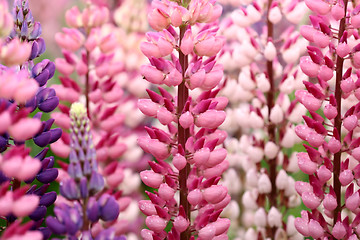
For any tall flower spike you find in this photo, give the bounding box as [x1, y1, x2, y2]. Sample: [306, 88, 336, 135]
[47, 102, 122, 239]
[218, 0, 308, 238]
[295, 0, 360, 238]
[0, 0, 60, 239]
[52, 1, 150, 236]
[138, 0, 229, 239]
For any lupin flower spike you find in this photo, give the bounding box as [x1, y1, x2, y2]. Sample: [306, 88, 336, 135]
[138, 0, 230, 239]
[217, 0, 308, 238]
[52, 0, 150, 236]
[46, 102, 123, 239]
[0, 0, 61, 239]
[294, 0, 360, 238]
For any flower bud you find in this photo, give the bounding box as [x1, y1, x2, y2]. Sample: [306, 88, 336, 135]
[343, 115, 358, 131]
[264, 41, 276, 61]
[264, 141, 279, 159]
[332, 222, 346, 239]
[188, 189, 202, 206]
[308, 219, 324, 239]
[317, 165, 332, 184]
[158, 183, 175, 201]
[302, 191, 321, 209]
[146, 215, 167, 233]
[268, 207, 282, 228]
[179, 111, 194, 129]
[203, 185, 228, 204]
[276, 169, 288, 190]
[346, 192, 360, 211]
[323, 194, 337, 211]
[269, 105, 283, 124]
[339, 169, 353, 186]
[254, 208, 267, 227]
[140, 170, 163, 188]
[258, 173, 271, 194]
[173, 154, 187, 171]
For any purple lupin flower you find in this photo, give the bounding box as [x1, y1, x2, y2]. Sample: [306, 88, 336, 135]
[0, 1, 60, 239]
[46, 102, 120, 239]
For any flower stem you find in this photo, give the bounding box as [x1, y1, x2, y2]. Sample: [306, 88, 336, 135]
[85, 50, 90, 119]
[266, 1, 277, 237]
[333, 0, 348, 225]
[178, 25, 191, 240]
[81, 197, 90, 231]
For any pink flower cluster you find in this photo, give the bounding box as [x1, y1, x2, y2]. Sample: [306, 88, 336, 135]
[138, 0, 230, 239]
[295, 0, 360, 238]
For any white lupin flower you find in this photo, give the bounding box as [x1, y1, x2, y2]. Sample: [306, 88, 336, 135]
[254, 208, 267, 227]
[264, 41, 276, 61]
[223, 169, 242, 194]
[269, 6, 282, 24]
[268, 207, 282, 228]
[281, 126, 297, 148]
[276, 169, 288, 190]
[235, 108, 250, 128]
[264, 141, 279, 159]
[269, 105, 284, 124]
[244, 228, 257, 239]
[246, 5, 261, 23]
[246, 168, 259, 188]
[242, 210, 255, 228]
[288, 104, 307, 123]
[221, 200, 240, 220]
[247, 146, 264, 163]
[286, 215, 297, 235]
[242, 190, 259, 209]
[258, 173, 272, 194]
[288, 194, 301, 208]
[282, 47, 300, 64]
[287, 152, 300, 172]
[249, 111, 264, 129]
[256, 73, 271, 92]
[239, 71, 256, 91]
[284, 176, 297, 196]
[279, 76, 295, 94]
[231, 9, 251, 27]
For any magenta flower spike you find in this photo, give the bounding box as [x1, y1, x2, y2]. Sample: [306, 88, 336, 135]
[138, 0, 230, 239]
[294, 0, 360, 238]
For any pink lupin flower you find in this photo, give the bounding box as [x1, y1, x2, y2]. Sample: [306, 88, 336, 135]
[180, 29, 194, 55]
[323, 193, 337, 211]
[0, 38, 31, 66]
[294, 0, 360, 238]
[308, 219, 324, 239]
[195, 110, 226, 129]
[8, 118, 42, 141]
[145, 215, 167, 233]
[55, 28, 85, 52]
[304, 0, 330, 15]
[194, 31, 225, 57]
[148, 8, 170, 31]
[332, 221, 347, 239]
[138, 0, 229, 238]
[12, 195, 39, 217]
